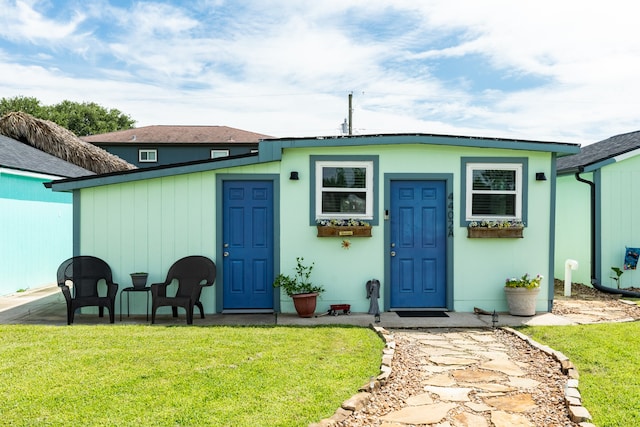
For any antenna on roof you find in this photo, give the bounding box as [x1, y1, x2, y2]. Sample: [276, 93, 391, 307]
[347, 92, 353, 135]
[340, 92, 353, 135]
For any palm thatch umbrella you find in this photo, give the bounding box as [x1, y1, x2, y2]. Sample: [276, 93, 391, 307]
[0, 111, 136, 174]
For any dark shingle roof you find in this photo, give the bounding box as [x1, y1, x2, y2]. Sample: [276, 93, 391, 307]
[0, 134, 94, 178]
[81, 125, 272, 144]
[557, 130, 640, 173]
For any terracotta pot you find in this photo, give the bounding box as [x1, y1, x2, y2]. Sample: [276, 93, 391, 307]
[291, 292, 318, 318]
[504, 287, 540, 316]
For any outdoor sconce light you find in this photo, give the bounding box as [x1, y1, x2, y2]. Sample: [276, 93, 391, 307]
[289, 171, 299, 180]
[535, 172, 547, 181]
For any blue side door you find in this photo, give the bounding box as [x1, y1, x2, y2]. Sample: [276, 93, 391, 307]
[390, 180, 446, 308]
[222, 180, 274, 311]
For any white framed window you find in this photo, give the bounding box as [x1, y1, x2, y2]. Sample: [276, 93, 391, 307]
[211, 149, 230, 159]
[315, 160, 374, 220]
[138, 149, 157, 163]
[465, 162, 523, 221]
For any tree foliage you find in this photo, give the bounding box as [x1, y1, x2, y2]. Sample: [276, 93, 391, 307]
[0, 96, 135, 136]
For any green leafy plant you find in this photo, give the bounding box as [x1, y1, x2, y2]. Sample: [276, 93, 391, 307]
[316, 218, 370, 226]
[273, 257, 325, 296]
[505, 273, 543, 289]
[611, 266, 624, 288]
[469, 220, 524, 228]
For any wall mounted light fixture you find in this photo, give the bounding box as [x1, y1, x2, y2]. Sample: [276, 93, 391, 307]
[535, 172, 547, 181]
[289, 171, 299, 180]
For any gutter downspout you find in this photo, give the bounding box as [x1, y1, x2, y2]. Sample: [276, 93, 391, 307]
[575, 170, 640, 297]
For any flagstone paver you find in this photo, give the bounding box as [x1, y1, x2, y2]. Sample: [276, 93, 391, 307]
[429, 355, 479, 366]
[450, 368, 504, 383]
[482, 393, 537, 412]
[424, 385, 474, 402]
[452, 411, 489, 427]
[405, 393, 434, 406]
[479, 358, 525, 376]
[422, 372, 457, 386]
[490, 410, 535, 427]
[379, 402, 457, 425]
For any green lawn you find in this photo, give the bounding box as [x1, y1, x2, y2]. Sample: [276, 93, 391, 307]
[0, 325, 384, 426]
[521, 322, 640, 427]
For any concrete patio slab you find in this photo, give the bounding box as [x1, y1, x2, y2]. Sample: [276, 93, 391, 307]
[0, 285, 577, 327]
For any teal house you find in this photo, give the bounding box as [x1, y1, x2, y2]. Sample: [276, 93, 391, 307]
[48, 133, 578, 316]
[555, 130, 640, 291]
[0, 134, 92, 295]
[0, 111, 134, 296]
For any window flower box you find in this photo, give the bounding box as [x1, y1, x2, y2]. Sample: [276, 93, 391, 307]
[316, 219, 372, 237]
[317, 225, 372, 237]
[467, 220, 524, 238]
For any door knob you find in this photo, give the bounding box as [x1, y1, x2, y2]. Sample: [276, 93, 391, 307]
[223, 251, 229, 257]
[390, 251, 396, 257]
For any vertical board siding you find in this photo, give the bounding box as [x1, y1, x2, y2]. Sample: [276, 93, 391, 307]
[554, 174, 592, 285]
[600, 158, 640, 288]
[0, 174, 73, 295]
[80, 172, 217, 311]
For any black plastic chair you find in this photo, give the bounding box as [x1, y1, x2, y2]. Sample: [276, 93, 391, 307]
[150, 256, 216, 325]
[57, 256, 119, 325]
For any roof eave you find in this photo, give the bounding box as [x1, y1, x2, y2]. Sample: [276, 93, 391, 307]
[48, 152, 261, 192]
[265, 133, 580, 154]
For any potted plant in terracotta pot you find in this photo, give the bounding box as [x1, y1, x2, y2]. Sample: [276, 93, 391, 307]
[504, 273, 542, 316]
[273, 257, 324, 318]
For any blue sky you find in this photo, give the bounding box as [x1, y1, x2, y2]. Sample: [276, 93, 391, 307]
[1, 0, 639, 143]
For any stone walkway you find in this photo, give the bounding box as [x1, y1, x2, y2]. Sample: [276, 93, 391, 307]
[381, 329, 538, 426]
[319, 327, 594, 427]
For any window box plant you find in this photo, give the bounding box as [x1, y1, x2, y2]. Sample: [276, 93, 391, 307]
[504, 273, 542, 316]
[316, 219, 372, 237]
[273, 257, 324, 318]
[467, 220, 524, 238]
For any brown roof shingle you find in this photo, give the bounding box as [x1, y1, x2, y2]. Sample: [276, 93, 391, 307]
[81, 125, 272, 144]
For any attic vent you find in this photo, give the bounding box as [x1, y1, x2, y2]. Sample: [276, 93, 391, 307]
[130, 135, 136, 141]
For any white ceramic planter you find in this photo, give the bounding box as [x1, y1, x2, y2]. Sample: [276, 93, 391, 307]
[504, 286, 540, 316]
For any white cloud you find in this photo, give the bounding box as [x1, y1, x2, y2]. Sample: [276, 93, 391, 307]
[1, 0, 640, 143]
[0, 0, 85, 43]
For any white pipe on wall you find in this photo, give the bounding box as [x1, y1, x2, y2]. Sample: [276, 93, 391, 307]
[564, 259, 579, 297]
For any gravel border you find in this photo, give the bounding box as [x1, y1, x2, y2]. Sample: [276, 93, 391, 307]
[503, 327, 594, 426]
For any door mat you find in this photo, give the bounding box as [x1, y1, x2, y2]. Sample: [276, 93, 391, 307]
[395, 311, 449, 318]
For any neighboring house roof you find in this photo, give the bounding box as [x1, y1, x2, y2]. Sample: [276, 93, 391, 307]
[0, 112, 136, 174]
[0, 134, 94, 178]
[81, 125, 273, 144]
[557, 130, 640, 174]
[47, 132, 579, 192]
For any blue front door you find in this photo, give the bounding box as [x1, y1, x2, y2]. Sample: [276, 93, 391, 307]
[222, 180, 274, 310]
[390, 180, 446, 308]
